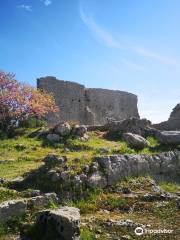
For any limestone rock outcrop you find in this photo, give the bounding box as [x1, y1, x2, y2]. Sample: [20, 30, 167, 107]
[47, 133, 60, 142]
[19, 151, 180, 196]
[95, 151, 180, 185]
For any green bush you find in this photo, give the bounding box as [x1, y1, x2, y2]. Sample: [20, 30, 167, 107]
[19, 117, 47, 128]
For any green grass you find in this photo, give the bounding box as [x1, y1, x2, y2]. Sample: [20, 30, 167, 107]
[159, 182, 180, 193]
[0, 127, 180, 240]
[67, 188, 103, 214]
[80, 226, 95, 240]
[0, 187, 21, 203]
[0, 128, 171, 181]
[0, 160, 42, 179]
[153, 201, 177, 219]
[103, 194, 128, 209]
[0, 129, 142, 179]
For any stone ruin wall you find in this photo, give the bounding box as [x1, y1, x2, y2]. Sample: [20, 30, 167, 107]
[37, 76, 139, 125]
[153, 103, 180, 130]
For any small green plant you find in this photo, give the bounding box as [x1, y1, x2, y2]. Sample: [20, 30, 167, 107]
[46, 200, 59, 209]
[117, 142, 135, 154]
[80, 226, 95, 240]
[0, 188, 20, 203]
[146, 137, 158, 147]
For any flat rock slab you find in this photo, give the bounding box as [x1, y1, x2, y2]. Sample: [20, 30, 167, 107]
[156, 131, 180, 145]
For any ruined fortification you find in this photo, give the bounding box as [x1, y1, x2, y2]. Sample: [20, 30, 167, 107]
[153, 103, 180, 130]
[37, 76, 139, 125]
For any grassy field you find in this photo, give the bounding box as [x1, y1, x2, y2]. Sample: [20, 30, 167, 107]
[0, 128, 179, 239]
[0, 127, 169, 180]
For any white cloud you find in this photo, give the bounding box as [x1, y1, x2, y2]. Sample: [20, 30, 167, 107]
[79, 0, 180, 68]
[134, 47, 179, 67]
[18, 5, 32, 12]
[121, 58, 146, 71]
[41, 0, 52, 6]
[79, 4, 121, 48]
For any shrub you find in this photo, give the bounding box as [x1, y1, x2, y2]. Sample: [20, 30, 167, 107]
[0, 71, 58, 133]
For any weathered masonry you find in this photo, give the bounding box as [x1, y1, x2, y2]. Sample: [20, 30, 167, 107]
[37, 76, 139, 125]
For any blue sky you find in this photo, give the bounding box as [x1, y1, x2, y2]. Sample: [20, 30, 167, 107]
[1, 0, 180, 123]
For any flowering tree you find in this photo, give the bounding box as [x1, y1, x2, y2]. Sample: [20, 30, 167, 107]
[0, 71, 58, 131]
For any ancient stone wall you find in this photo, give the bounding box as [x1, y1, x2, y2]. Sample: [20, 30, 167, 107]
[153, 103, 180, 130]
[37, 76, 139, 125]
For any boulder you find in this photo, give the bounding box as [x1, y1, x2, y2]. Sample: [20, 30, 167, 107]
[44, 154, 66, 167]
[46, 133, 60, 142]
[156, 131, 180, 145]
[106, 117, 151, 137]
[60, 171, 70, 181]
[27, 193, 58, 209]
[90, 162, 99, 172]
[72, 125, 87, 137]
[55, 122, 71, 136]
[83, 165, 90, 173]
[30, 207, 80, 240]
[123, 133, 149, 150]
[0, 193, 59, 222]
[51, 172, 61, 182]
[78, 133, 89, 141]
[0, 199, 27, 221]
[22, 189, 41, 198]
